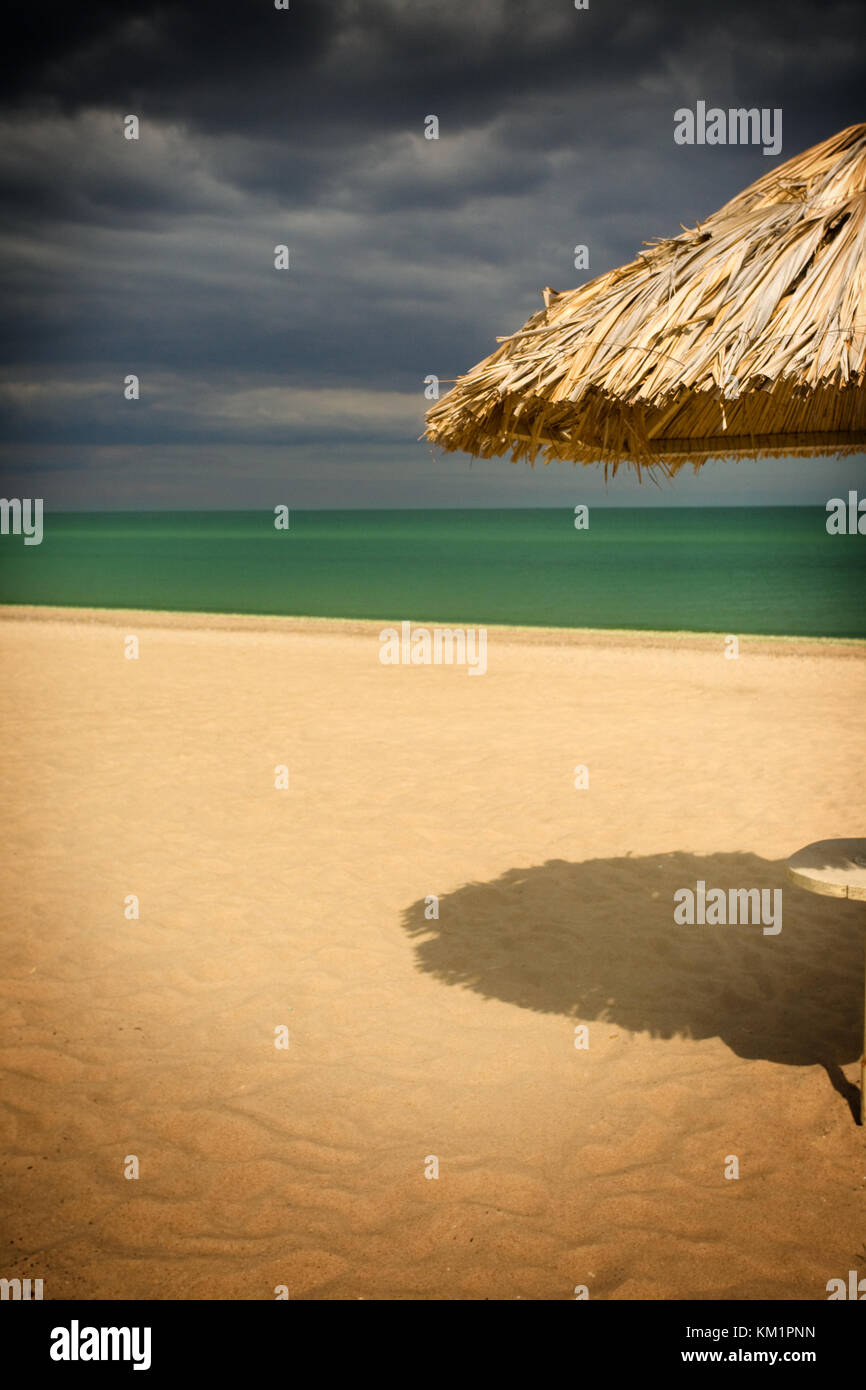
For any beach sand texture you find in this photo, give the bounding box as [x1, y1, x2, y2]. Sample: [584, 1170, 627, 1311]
[1, 606, 865, 1301]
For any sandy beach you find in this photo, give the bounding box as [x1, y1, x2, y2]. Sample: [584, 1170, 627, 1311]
[1, 604, 865, 1301]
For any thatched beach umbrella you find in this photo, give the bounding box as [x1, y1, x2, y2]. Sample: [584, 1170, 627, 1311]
[425, 123, 866, 474]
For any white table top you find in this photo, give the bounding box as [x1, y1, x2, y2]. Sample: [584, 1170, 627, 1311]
[786, 839, 866, 902]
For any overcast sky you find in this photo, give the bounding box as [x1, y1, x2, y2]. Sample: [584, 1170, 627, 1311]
[1, 0, 863, 508]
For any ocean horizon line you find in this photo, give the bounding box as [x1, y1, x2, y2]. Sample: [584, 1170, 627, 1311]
[19, 502, 837, 514]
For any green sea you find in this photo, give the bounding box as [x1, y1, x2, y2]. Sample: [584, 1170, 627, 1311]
[1, 507, 864, 638]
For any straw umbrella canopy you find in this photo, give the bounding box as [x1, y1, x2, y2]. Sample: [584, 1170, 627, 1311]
[425, 123, 866, 475]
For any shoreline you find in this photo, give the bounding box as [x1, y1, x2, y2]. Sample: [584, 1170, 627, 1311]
[1, 601, 863, 657]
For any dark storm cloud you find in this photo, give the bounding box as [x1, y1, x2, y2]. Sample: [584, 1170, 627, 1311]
[1, 0, 863, 504]
[5, 1, 861, 139]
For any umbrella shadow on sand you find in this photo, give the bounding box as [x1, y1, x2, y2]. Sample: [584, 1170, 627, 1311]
[401, 850, 864, 1119]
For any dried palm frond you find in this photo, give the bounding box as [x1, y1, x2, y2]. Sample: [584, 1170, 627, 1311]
[425, 123, 866, 472]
